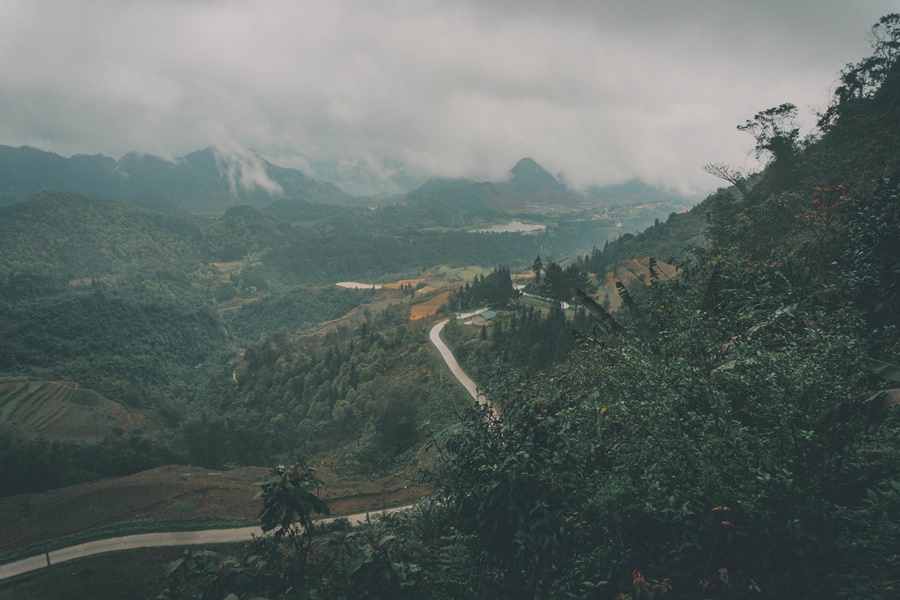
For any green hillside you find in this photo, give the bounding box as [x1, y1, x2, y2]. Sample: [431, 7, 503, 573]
[147, 15, 900, 599]
[0, 191, 203, 279]
[0, 381, 153, 442]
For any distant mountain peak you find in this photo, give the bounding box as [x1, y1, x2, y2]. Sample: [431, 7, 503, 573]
[510, 156, 543, 173]
[508, 157, 566, 193]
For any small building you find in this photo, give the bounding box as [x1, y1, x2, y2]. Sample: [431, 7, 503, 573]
[469, 310, 497, 327]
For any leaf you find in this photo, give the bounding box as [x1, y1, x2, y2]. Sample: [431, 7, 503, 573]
[864, 358, 900, 382]
[648, 256, 660, 282]
[163, 556, 185, 577]
[814, 388, 900, 429]
[347, 556, 366, 577]
[572, 288, 622, 338]
[615, 281, 654, 343]
[615, 281, 636, 312]
[745, 304, 797, 340]
[701, 263, 723, 312]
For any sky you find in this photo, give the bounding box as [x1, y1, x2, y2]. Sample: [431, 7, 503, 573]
[0, 0, 896, 197]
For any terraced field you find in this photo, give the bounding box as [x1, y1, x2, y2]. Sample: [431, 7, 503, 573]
[0, 381, 155, 442]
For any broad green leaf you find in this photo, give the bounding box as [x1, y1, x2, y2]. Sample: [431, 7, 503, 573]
[864, 358, 900, 382]
[572, 287, 622, 337]
[163, 556, 184, 577]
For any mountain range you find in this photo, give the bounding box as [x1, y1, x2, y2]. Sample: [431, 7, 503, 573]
[0, 145, 691, 217]
[0, 145, 355, 215]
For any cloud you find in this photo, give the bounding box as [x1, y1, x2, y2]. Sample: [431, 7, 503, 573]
[212, 146, 284, 196]
[0, 0, 896, 196]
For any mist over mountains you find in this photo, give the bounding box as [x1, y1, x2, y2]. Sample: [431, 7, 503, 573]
[0, 145, 693, 217]
[0, 145, 355, 215]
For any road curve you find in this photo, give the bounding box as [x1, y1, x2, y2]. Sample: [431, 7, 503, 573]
[430, 320, 480, 403]
[0, 317, 486, 582]
[0, 505, 410, 581]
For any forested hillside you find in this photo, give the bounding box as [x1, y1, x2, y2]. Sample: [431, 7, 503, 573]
[420, 16, 900, 598]
[0, 168, 605, 496]
[149, 15, 900, 599]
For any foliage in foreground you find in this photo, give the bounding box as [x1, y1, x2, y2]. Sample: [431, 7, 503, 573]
[154, 13, 900, 599]
[431, 249, 899, 598]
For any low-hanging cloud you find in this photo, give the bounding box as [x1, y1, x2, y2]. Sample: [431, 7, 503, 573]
[0, 0, 896, 197]
[214, 147, 283, 196]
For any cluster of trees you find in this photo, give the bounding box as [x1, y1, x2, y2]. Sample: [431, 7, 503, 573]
[443, 302, 594, 378]
[0, 284, 228, 399]
[179, 306, 470, 475]
[447, 266, 516, 310]
[530, 256, 593, 303]
[267, 227, 543, 284]
[0, 429, 182, 496]
[224, 285, 374, 343]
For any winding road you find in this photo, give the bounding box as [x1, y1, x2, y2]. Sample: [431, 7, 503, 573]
[0, 313, 488, 582]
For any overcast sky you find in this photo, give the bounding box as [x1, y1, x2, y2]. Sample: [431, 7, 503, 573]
[1, 1, 896, 196]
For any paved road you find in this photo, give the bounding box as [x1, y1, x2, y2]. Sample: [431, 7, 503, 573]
[0, 505, 410, 581]
[431, 315, 499, 419]
[430, 320, 481, 403]
[0, 316, 486, 582]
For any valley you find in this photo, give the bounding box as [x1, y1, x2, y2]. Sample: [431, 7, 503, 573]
[1, 10, 899, 598]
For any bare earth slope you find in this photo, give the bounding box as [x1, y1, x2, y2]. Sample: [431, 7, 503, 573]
[0, 464, 426, 557]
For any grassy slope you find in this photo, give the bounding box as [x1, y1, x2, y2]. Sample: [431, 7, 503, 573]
[0, 381, 155, 442]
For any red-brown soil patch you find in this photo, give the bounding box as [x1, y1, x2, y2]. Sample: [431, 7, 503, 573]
[409, 291, 452, 321]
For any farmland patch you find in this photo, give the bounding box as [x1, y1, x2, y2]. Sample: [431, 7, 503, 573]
[409, 291, 452, 321]
[0, 381, 156, 442]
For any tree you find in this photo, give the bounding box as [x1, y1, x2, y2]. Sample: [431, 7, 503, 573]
[532, 255, 543, 283]
[540, 261, 569, 303]
[701, 162, 752, 197]
[256, 463, 330, 539]
[821, 13, 900, 127]
[738, 103, 800, 166]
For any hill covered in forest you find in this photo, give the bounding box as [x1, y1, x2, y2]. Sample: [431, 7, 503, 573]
[134, 14, 899, 599]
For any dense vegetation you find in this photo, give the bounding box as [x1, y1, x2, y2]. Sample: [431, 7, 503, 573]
[442, 303, 594, 380]
[152, 15, 899, 599]
[3, 168, 632, 494]
[179, 306, 471, 476]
